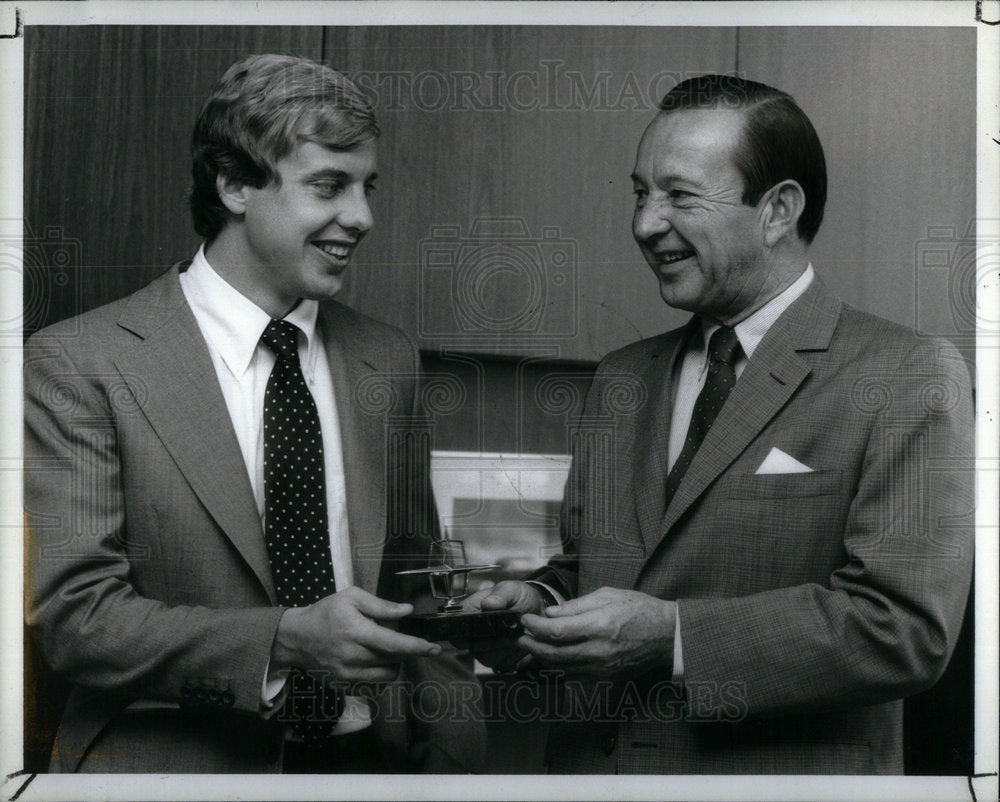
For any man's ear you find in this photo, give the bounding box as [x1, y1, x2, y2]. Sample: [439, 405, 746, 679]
[216, 173, 249, 215]
[759, 180, 806, 247]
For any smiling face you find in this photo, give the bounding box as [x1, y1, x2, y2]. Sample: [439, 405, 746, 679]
[631, 108, 774, 322]
[212, 138, 377, 318]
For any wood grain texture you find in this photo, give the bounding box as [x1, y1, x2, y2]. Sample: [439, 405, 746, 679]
[737, 27, 976, 367]
[24, 26, 323, 335]
[24, 26, 975, 366]
[325, 26, 737, 362]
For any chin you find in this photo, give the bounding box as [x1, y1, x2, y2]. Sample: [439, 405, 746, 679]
[305, 276, 344, 300]
[658, 281, 699, 312]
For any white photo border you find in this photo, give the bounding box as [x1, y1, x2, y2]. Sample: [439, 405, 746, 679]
[1, 3, 996, 801]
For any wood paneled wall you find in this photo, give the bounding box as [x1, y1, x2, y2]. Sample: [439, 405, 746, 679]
[737, 27, 976, 367]
[325, 26, 735, 362]
[24, 25, 975, 367]
[23, 26, 324, 334]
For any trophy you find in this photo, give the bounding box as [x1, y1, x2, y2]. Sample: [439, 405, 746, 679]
[396, 536, 524, 642]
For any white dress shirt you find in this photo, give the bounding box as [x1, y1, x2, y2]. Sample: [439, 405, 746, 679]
[180, 245, 370, 733]
[667, 265, 815, 680]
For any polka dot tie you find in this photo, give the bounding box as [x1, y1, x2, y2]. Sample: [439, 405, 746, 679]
[260, 319, 342, 741]
[664, 325, 742, 508]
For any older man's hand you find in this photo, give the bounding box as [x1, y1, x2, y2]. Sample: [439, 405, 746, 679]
[519, 587, 676, 679]
[461, 580, 547, 673]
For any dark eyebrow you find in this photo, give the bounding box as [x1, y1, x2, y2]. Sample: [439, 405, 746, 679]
[303, 168, 347, 181]
[660, 174, 698, 186]
[302, 169, 379, 182]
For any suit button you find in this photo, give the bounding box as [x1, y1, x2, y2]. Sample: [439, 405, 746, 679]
[601, 733, 617, 755]
[222, 691, 235, 707]
[208, 690, 221, 704]
[194, 687, 208, 702]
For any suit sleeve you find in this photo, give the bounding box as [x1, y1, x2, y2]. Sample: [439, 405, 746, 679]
[24, 334, 284, 715]
[676, 338, 975, 718]
[531, 357, 626, 600]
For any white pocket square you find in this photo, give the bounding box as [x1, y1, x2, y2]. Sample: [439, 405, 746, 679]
[756, 447, 813, 474]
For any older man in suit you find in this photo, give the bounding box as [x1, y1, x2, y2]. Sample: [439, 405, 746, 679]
[24, 54, 485, 774]
[468, 75, 973, 774]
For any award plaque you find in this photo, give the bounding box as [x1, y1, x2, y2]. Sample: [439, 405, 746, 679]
[396, 538, 523, 642]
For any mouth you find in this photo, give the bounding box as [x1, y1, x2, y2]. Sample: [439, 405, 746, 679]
[654, 250, 696, 266]
[311, 240, 355, 265]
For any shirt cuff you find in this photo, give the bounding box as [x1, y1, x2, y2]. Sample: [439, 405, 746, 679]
[334, 695, 372, 735]
[261, 657, 287, 714]
[672, 606, 684, 682]
[525, 580, 565, 608]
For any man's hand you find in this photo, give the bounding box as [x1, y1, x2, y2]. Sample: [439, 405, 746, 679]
[465, 580, 547, 616]
[461, 581, 547, 673]
[519, 587, 676, 679]
[270, 586, 441, 683]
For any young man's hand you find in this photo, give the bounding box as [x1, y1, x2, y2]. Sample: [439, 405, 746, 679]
[270, 586, 441, 683]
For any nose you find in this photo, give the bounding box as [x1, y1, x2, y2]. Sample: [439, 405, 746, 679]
[339, 186, 374, 235]
[633, 198, 671, 245]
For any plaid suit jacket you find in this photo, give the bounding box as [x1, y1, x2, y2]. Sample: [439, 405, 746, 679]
[536, 276, 974, 774]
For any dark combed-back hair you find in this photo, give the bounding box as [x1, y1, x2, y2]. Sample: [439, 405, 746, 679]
[189, 54, 380, 240]
[659, 74, 827, 244]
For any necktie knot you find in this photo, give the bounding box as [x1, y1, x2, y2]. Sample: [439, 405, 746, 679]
[707, 325, 740, 368]
[260, 319, 301, 363]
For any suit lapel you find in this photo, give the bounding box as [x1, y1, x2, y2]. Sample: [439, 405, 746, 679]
[632, 322, 695, 555]
[112, 268, 276, 603]
[318, 305, 387, 596]
[643, 277, 842, 559]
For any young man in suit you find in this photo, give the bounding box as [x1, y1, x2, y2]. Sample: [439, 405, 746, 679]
[24, 54, 485, 774]
[468, 75, 974, 774]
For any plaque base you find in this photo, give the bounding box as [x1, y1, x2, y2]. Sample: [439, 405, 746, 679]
[398, 609, 523, 642]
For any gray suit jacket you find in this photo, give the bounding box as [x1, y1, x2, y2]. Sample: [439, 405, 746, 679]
[536, 276, 974, 774]
[24, 266, 485, 773]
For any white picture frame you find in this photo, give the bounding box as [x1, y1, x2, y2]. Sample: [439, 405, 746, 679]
[430, 450, 571, 579]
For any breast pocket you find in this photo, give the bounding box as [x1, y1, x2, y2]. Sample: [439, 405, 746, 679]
[699, 469, 850, 589]
[724, 469, 843, 500]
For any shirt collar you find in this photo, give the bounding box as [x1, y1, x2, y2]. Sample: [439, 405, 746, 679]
[698, 264, 815, 362]
[184, 244, 320, 379]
